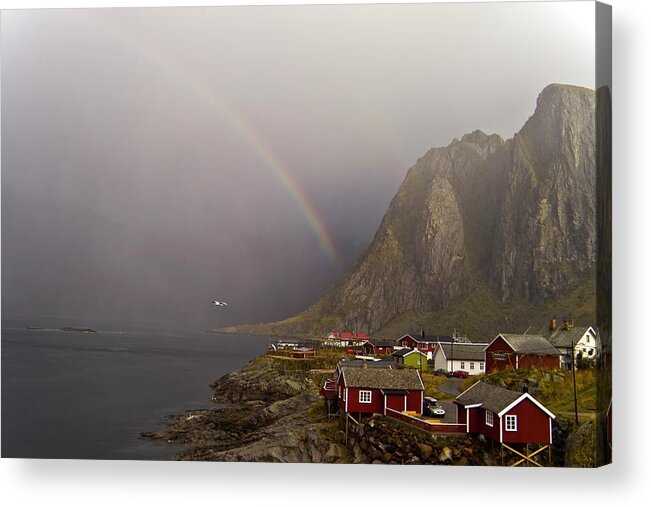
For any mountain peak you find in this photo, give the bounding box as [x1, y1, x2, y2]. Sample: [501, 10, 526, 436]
[232, 83, 598, 339]
[533, 83, 595, 120]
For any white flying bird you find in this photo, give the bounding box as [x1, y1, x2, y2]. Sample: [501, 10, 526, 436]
[212, 301, 228, 307]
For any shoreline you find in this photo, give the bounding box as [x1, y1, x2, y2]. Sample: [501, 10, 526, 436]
[141, 353, 509, 465]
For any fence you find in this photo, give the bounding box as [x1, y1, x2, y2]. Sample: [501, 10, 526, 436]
[385, 408, 466, 434]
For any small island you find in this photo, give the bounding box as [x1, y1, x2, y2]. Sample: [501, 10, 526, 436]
[60, 326, 96, 333]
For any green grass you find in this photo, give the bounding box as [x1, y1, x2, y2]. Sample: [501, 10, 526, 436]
[267, 347, 347, 373]
[421, 372, 455, 400]
[219, 272, 596, 345]
[460, 367, 596, 417]
[374, 274, 596, 342]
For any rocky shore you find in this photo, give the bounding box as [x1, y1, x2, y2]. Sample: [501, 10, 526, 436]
[141, 355, 338, 462]
[141, 354, 515, 464]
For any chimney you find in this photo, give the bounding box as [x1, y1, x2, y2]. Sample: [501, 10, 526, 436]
[522, 385, 529, 394]
[550, 318, 557, 331]
[421, 329, 425, 340]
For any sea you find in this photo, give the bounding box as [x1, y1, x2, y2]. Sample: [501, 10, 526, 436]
[1, 315, 268, 460]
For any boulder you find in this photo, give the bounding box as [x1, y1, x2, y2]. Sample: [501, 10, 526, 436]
[417, 443, 434, 460]
[438, 447, 453, 464]
[352, 444, 365, 464]
[564, 422, 596, 467]
[324, 443, 348, 463]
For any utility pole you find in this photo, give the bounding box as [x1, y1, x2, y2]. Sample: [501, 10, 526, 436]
[571, 340, 579, 425]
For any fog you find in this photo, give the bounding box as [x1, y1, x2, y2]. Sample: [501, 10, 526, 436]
[1, 3, 595, 331]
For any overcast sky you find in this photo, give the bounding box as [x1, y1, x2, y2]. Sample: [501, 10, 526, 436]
[1, 2, 596, 329]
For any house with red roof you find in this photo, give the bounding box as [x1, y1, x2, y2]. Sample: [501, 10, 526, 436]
[324, 331, 369, 348]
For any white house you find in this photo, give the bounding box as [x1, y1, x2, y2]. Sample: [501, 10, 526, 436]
[433, 342, 489, 375]
[548, 324, 597, 370]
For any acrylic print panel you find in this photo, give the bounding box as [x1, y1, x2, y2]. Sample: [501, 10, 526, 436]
[0, 1, 611, 467]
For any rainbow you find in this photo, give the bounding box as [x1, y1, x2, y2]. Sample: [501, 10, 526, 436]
[79, 11, 342, 269]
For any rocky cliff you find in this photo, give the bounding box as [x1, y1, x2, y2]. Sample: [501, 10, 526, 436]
[491, 84, 597, 302]
[224, 83, 598, 338]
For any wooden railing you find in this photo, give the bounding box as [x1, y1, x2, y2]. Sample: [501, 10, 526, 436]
[385, 408, 466, 434]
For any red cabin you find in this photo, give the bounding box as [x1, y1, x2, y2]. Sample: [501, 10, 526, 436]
[291, 347, 316, 359]
[484, 334, 561, 372]
[361, 340, 394, 356]
[396, 334, 454, 359]
[325, 331, 370, 348]
[454, 381, 556, 445]
[336, 366, 424, 416]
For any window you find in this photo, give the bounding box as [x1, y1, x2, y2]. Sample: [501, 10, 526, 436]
[480, 362, 484, 370]
[588, 349, 594, 356]
[470, 362, 475, 370]
[460, 361, 465, 369]
[485, 410, 493, 427]
[359, 390, 372, 404]
[505, 415, 518, 431]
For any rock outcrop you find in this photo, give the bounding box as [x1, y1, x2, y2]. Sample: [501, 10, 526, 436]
[490, 84, 597, 302]
[142, 355, 502, 464]
[229, 83, 598, 337]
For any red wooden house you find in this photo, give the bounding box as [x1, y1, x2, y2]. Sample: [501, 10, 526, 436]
[325, 331, 369, 348]
[484, 334, 561, 372]
[336, 366, 424, 416]
[454, 381, 556, 445]
[291, 347, 316, 359]
[361, 340, 395, 356]
[396, 333, 454, 359]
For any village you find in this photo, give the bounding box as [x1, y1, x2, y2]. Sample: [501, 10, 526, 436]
[265, 318, 608, 467]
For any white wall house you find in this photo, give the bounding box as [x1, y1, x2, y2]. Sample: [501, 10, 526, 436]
[433, 343, 489, 375]
[548, 325, 597, 370]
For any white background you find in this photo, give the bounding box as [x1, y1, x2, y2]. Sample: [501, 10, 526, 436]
[1, 0, 648, 505]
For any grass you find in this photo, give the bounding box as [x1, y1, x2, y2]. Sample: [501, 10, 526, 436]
[459, 367, 596, 418]
[267, 347, 347, 372]
[375, 274, 596, 342]
[421, 372, 455, 401]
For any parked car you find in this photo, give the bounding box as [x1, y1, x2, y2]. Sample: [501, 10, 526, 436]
[427, 405, 446, 417]
[423, 396, 446, 417]
[447, 370, 469, 378]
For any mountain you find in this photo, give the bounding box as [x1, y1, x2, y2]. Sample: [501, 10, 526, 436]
[223, 84, 598, 340]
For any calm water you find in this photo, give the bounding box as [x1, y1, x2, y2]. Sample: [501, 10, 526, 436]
[1, 316, 268, 460]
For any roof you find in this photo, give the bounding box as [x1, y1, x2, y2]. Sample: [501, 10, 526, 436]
[392, 347, 427, 358]
[456, 381, 555, 419]
[339, 366, 424, 390]
[399, 334, 455, 344]
[548, 326, 594, 348]
[438, 343, 488, 361]
[380, 389, 408, 395]
[368, 340, 395, 348]
[455, 382, 522, 413]
[328, 331, 369, 340]
[492, 334, 560, 356]
[336, 358, 394, 370]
